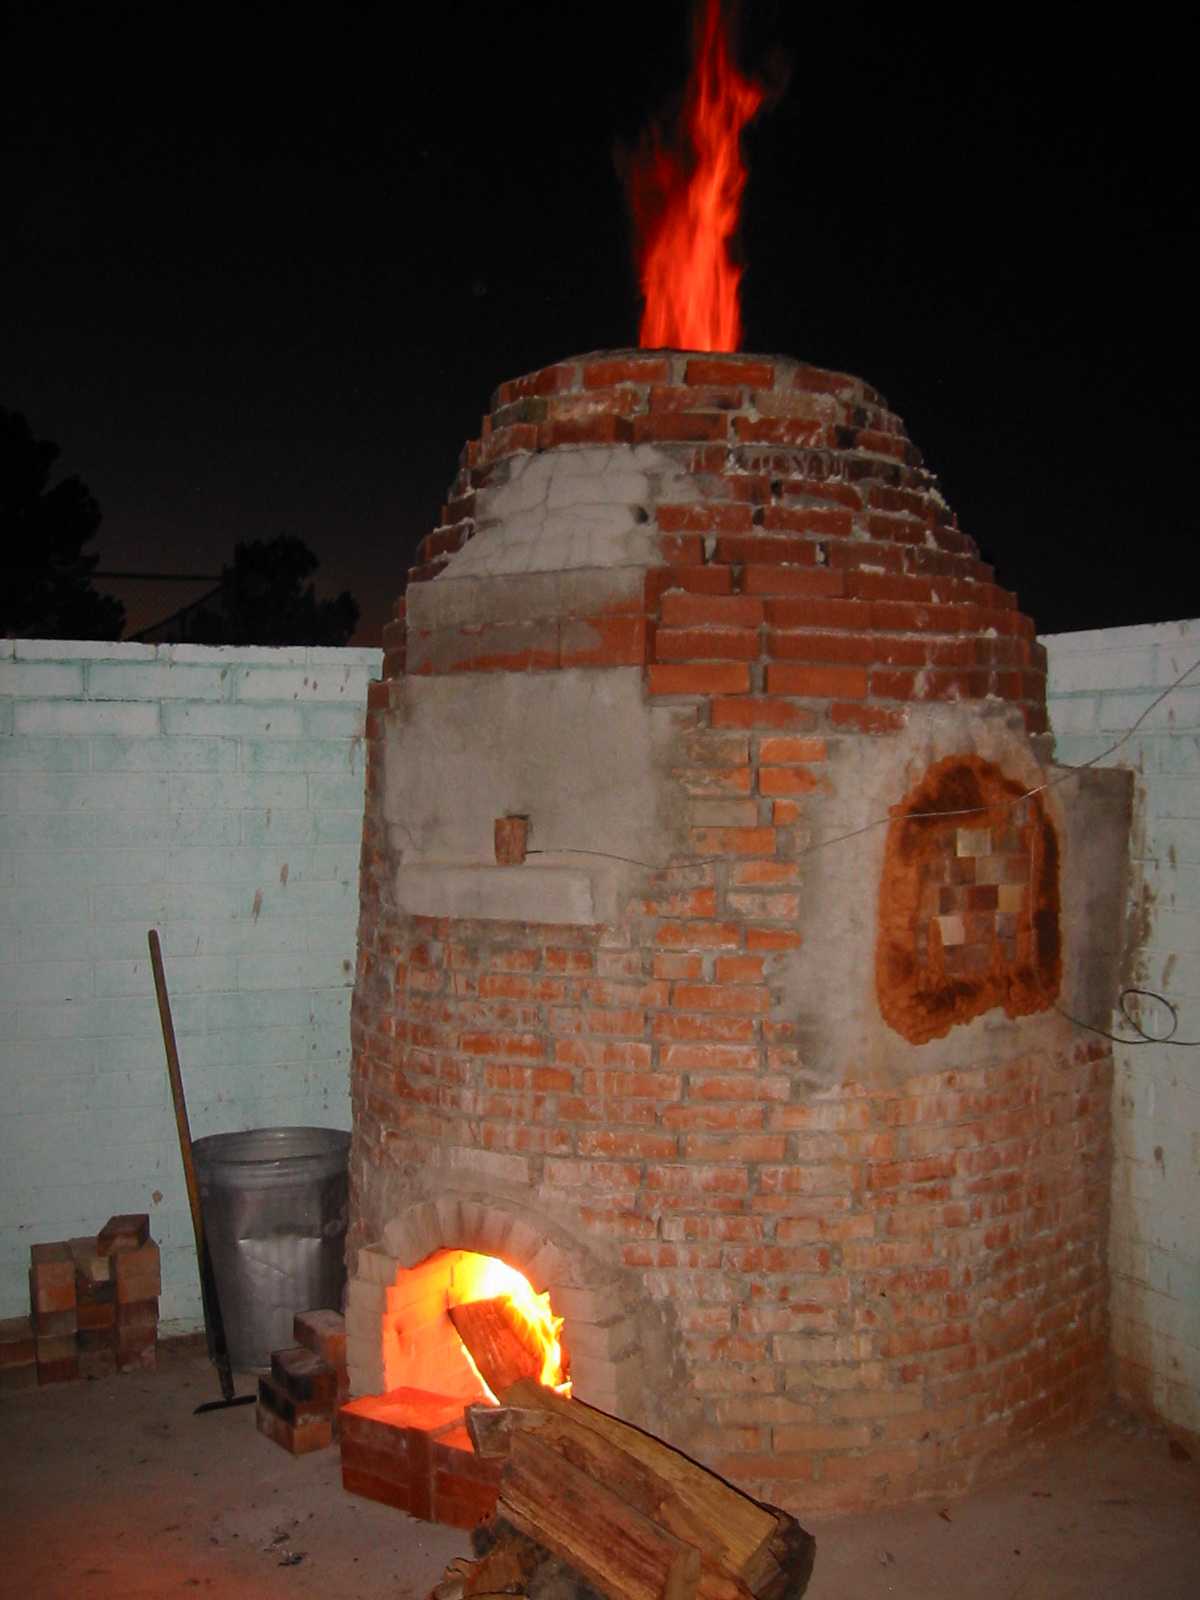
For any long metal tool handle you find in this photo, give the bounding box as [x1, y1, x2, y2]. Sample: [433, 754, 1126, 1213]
[148, 928, 237, 1405]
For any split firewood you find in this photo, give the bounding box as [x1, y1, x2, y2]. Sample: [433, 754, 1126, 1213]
[462, 1526, 540, 1596]
[499, 1379, 779, 1589]
[469, 1400, 753, 1600]
[465, 1399, 549, 1459]
[449, 1297, 546, 1394]
[499, 1428, 703, 1600]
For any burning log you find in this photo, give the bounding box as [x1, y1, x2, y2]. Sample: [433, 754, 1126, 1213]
[448, 1295, 548, 1395]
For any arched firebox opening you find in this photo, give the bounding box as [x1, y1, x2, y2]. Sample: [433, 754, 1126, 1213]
[344, 1195, 647, 1417]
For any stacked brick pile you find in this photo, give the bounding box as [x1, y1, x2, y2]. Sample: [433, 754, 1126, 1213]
[256, 1309, 349, 1455]
[339, 1387, 502, 1529]
[9, 1214, 160, 1387]
[0, 1312, 38, 1390]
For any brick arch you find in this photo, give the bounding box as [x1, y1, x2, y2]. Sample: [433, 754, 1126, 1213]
[346, 1194, 644, 1412]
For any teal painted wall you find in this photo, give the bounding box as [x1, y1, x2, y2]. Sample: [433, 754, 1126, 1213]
[1045, 618, 1200, 1438]
[0, 640, 381, 1333]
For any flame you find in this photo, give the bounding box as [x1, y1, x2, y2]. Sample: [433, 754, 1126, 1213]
[626, 0, 765, 352]
[448, 1252, 568, 1395]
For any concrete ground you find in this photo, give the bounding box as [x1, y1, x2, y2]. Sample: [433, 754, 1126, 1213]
[1, 1337, 1197, 1600]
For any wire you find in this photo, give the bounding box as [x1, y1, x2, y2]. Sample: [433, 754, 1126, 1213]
[527, 650, 1200, 1047]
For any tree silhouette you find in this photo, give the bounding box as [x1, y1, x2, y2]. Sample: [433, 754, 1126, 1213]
[1, 407, 125, 639]
[184, 534, 359, 646]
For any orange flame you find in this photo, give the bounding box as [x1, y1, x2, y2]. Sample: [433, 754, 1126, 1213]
[448, 1252, 568, 1395]
[626, 0, 765, 352]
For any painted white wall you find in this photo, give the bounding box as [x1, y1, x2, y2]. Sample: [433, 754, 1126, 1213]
[1045, 617, 1200, 1436]
[0, 639, 381, 1331]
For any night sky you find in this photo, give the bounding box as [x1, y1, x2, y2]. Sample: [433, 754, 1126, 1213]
[2, 6, 1193, 647]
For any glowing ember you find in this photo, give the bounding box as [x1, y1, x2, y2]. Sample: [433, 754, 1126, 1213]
[625, 0, 765, 352]
[449, 1252, 567, 1396]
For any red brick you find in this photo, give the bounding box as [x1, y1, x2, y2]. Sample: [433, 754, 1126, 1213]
[537, 416, 623, 449]
[710, 698, 817, 729]
[559, 615, 646, 669]
[672, 983, 770, 1015]
[690, 826, 776, 856]
[655, 626, 760, 662]
[651, 383, 744, 413]
[664, 1104, 767, 1136]
[630, 412, 728, 443]
[546, 388, 643, 424]
[686, 358, 775, 388]
[648, 663, 750, 696]
[762, 504, 854, 538]
[759, 766, 821, 795]
[764, 596, 870, 630]
[738, 929, 800, 963]
[660, 592, 764, 627]
[777, 475, 865, 511]
[794, 365, 859, 397]
[715, 533, 818, 567]
[727, 863, 797, 894]
[766, 663, 868, 698]
[845, 570, 935, 602]
[870, 635, 928, 667]
[479, 422, 538, 462]
[553, 1038, 653, 1069]
[457, 1031, 545, 1060]
[657, 502, 755, 534]
[579, 1130, 680, 1159]
[868, 667, 919, 699]
[759, 735, 827, 764]
[739, 565, 844, 598]
[830, 701, 906, 733]
[653, 1012, 757, 1042]
[655, 920, 742, 949]
[766, 629, 874, 665]
[583, 356, 670, 387]
[423, 520, 472, 562]
[714, 955, 765, 982]
[497, 364, 576, 404]
[866, 512, 927, 546]
[870, 600, 961, 633]
[430, 1472, 501, 1530]
[732, 416, 824, 446]
[660, 1042, 760, 1072]
[97, 1216, 150, 1253]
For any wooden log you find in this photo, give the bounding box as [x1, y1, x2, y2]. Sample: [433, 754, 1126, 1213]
[461, 1526, 539, 1595]
[449, 1297, 545, 1394]
[463, 1400, 547, 1459]
[498, 1429, 702, 1600]
[475, 1402, 755, 1600]
[501, 1379, 777, 1585]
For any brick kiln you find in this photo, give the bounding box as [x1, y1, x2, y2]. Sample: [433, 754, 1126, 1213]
[347, 351, 1131, 1515]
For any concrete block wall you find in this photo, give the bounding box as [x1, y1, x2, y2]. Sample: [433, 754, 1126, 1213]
[1045, 617, 1200, 1438]
[0, 639, 381, 1332]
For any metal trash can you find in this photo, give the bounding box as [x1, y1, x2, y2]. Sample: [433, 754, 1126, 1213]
[191, 1126, 350, 1370]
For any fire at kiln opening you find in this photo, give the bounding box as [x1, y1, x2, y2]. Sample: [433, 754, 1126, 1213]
[372, 1249, 567, 1406]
